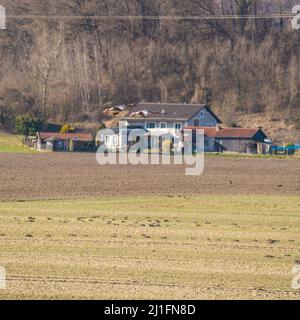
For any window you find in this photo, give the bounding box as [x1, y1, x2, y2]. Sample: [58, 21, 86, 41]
[146, 122, 155, 129]
[160, 122, 167, 129]
[193, 119, 200, 127]
[200, 111, 205, 118]
[105, 136, 110, 144]
[112, 135, 119, 146]
[174, 123, 182, 130]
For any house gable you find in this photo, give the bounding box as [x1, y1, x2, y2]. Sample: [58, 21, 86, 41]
[187, 107, 221, 127]
[252, 129, 268, 143]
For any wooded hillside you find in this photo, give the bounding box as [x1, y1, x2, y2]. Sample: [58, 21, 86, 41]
[0, 0, 299, 142]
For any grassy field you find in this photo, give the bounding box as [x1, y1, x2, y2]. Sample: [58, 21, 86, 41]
[0, 195, 300, 300]
[0, 133, 36, 153]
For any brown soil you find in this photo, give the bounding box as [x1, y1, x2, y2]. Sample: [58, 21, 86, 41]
[0, 153, 299, 201]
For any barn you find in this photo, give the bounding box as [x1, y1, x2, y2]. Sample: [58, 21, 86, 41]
[185, 126, 271, 154]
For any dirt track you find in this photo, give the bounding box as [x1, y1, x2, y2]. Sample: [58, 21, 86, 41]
[0, 153, 299, 201]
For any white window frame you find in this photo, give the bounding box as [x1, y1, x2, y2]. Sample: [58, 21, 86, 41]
[112, 135, 119, 146]
[146, 122, 155, 129]
[160, 122, 167, 129]
[105, 135, 110, 144]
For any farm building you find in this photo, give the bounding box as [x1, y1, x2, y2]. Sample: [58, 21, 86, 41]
[101, 102, 222, 152]
[185, 126, 272, 154]
[35, 132, 94, 152]
[101, 102, 272, 154]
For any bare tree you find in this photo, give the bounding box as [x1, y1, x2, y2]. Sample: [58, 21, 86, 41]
[31, 21, 64, 120]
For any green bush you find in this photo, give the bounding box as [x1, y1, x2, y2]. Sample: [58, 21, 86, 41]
[15, 115, 43, 136]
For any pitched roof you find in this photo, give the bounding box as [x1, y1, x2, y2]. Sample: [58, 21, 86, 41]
[185, 126, 267, 139]
[121, 103, 222, 122]
[38, 132, 93, 142]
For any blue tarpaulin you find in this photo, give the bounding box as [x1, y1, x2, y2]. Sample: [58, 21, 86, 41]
[271, 144, 300, 151]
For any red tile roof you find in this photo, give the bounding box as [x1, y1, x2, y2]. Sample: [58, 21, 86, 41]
[38, 132, 93, 142]
[184, 126, 265, 139]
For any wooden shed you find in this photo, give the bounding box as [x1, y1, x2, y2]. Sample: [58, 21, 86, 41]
[36, 132, 94, 152]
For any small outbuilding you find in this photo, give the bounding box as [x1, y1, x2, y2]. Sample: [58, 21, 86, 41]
[36, 132, 94, 152]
